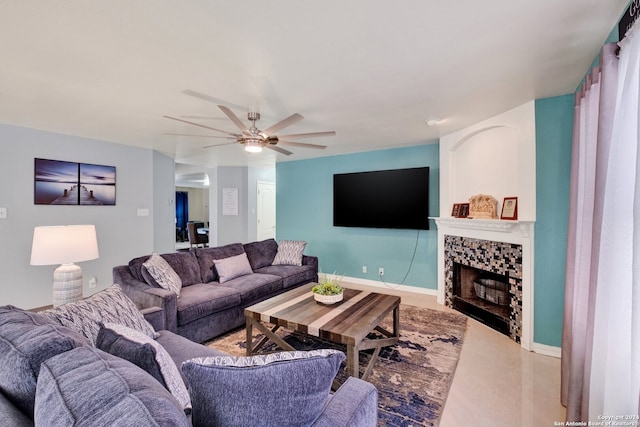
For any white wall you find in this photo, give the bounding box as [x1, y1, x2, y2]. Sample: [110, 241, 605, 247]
[439, 101, 536, 220]
[212, 166, 275, 245]
[154, 151, 176, 253]
[0, 123, 173, 308]
[216, 167, 249, 245]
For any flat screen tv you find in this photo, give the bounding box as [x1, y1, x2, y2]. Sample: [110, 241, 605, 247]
[333, 167, 429, 230]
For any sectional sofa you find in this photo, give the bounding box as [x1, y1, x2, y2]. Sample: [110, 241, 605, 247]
[0, 285, 378, 426]
[113, 238, 318, 343]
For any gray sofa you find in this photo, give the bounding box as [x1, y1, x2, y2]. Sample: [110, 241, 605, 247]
[0, 290, 378, 426]
[113, 239, 318, 343]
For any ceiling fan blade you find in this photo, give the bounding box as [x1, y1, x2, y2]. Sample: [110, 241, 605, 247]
[277, 141, 327, 150]
[263, 113, 304, 135]
[163, 116, 239, 136]
[182, 90, 249, 112]
[165, 132, 234, 139]
[277, 131, 336, 140]
[203, 142, 238, 149]
[218, 105, 250, 134]
[265, 145, 293, 156]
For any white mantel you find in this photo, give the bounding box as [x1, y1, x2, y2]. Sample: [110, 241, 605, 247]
[435, 101, 537, 351]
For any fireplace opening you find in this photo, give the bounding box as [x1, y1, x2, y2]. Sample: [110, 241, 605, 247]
[452, 263, 510, 336]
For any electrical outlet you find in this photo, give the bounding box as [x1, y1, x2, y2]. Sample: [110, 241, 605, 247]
[378, 267, 384, 276]
[362, 266, 367, 273]
[89, 277, 97, 288]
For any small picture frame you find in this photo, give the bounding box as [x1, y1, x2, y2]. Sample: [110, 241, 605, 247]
[501, 197, 518, 220]
[458, 203, 470, 218]
[451, 203, 461, 217]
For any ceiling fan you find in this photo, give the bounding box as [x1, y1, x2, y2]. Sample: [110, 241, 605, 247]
[164, 104, 335, 156]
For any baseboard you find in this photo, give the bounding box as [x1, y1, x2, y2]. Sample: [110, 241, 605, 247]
[319, 273, 438, 296]
[532, 342, 562, 358]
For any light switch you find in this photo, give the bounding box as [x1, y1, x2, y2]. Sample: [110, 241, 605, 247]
[137, 208, 149, 217]
[0, 208, 7, 219]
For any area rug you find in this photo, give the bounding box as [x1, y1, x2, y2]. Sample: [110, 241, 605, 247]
[205, 305, 467, 426]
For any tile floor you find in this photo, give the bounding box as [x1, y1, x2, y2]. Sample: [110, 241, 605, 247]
[343, 281, 567, 427]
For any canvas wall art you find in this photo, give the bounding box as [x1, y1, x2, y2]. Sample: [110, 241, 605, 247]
[34, 158, 116, 205]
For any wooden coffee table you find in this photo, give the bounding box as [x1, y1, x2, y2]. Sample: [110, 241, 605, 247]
[244, 283, 401, 381]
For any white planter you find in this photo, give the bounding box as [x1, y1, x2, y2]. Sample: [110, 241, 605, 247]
[313, 292, 343, 305]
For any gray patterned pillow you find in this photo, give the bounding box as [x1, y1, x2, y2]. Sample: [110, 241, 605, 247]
[182, 350, 344, 427]
[272, 240, 307, 266]
[98, 323, 191, 412]
[143, 253, 182, 297]
[43, 284, 157, 345]
[213, 253, 253, 283]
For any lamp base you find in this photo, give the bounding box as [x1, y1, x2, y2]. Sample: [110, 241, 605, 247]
[53, 263, 83, 307]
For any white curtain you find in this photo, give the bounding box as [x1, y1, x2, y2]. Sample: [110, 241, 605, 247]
[562, 19, 640, 421]
[589, 20, 640, 417]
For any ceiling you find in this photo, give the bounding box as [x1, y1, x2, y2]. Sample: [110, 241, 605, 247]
[0, 1, 628, 170]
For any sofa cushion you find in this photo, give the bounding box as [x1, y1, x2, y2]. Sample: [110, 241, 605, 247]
[254, 264, 317, 288]
[273, 240, 307, 266]
[176, 283, 241, 326]
[182, 350, 345, 427]
[142, 253, 183, 297]
[0, 305, 88, 417]
[243, 238, 278, 270]
[214, 253, 253, 284]
[214, 273, 282, 305]
[96, 323, 191, 411]
[194, 243, 246, 283]
[43, 284, 157, 345]
[154, 330, 228, 374]
[35, 347, 189, 427]
[130, 251, 201, 287]
[0, 389, 33, 427]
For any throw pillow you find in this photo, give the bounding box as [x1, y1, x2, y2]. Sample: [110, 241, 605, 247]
[272, 240, 307, 266]
[42, 284, 157, 345]
[142, 253, 182, 297]
[35, 347, 189, 427]
[213, 252, 253, 284]
[182, 350, 345, 427]
[0, 305, 89, 417]
[97, 323, 191, 412]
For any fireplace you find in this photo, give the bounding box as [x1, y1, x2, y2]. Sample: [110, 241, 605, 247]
[452, 263, 511, 336]
[443, 234, 524, 344]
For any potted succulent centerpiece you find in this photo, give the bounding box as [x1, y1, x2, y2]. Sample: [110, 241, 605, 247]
[312, 272, 344, 304]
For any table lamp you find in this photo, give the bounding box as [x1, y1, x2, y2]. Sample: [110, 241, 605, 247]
[30, 225, 99, 307]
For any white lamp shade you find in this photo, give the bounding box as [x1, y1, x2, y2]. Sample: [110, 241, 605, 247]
[30, 225, 99, 266]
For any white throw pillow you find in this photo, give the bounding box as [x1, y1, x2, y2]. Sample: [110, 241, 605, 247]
[213, 253, 253, 283]
[272, 240, 307, 266]
[143, 253, 182, 297]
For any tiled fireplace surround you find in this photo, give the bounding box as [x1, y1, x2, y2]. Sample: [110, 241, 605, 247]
[435, 219, 535, 350]
[444, 234, 523, 343]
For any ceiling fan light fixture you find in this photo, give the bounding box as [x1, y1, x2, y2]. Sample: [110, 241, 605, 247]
[244, 139, 263, 153]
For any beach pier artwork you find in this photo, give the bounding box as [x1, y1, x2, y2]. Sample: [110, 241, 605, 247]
[34, 158, 116, 205]
[51, 185, 104, 205]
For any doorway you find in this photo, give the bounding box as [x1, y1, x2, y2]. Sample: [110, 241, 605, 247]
[256, 181, 276, 240]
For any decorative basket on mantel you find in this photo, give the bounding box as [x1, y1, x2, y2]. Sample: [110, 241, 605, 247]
[468, 194, 499, 219]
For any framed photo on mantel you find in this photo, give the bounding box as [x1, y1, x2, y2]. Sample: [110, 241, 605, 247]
[501, 197, 518, 220]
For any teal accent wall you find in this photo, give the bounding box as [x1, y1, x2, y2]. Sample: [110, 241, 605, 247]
[276, 144, 439, 289]
[534, 95, 574, 347]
